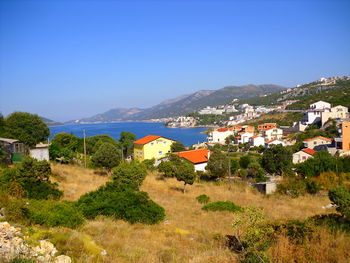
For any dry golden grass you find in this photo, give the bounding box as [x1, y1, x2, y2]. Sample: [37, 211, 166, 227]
[51, 164, 109, 200]
[50, 164, 348, 263]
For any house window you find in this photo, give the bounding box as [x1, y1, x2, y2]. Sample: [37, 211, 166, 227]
[151, 143, 154, 146]
[163, 141, 167, 145]
[158, 151, 163, 156]
[314, 141, 317, 145]
[302, 156, 306, 160]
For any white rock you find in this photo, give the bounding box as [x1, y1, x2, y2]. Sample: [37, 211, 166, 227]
[54, 255, 72, 263]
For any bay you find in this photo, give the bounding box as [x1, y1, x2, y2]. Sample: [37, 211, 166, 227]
[50, 122, 208, 147]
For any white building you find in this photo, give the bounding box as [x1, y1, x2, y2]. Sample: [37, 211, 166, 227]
[207, 128, 235, 144]
[292, 148, 316, 164]
[262, 128, 283, 141]
[249, 136, 265, 147]
[238, 132, 254, 144]
[29, 143, 49, 161]
[310, 101, 331, 110]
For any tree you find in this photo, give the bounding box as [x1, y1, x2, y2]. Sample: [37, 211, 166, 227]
[85, 134, 119, 155]
[0, 157, 62, 200]
[170, 141, 186, 152]
[329, 185, 350, 220]
[230, 159, 240, 175]
[239, 155, 251, 169]
[0, 114, 5, 136]
[3, 112, 50, 147]
[119, 131, 136, 157]
[296, 150, 336, 177]
[261, 144, 292, 176]
[206, 150, 229, 179]
[112, 161, 147, 189]
[174, 161, 196, 193]
[91, 142, 121, 172]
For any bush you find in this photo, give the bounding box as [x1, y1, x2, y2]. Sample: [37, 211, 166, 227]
[328, 185, 350, 219]
[112, 161, 147, 189]
[0, 158, 62, 200]
[91, 142, 121, 171]
[142, 158, 156, 171]
[196, 194, 210, 204]
[202, 201, 243, 213]
[277, 177, 306, 198]
[25, 199, 85, 228]
[306, 180, 320, 194]
[0, 195, 28, 224]
[77, 182, 165, 225]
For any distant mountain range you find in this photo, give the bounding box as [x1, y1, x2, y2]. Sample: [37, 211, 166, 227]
[71, 84, 287, 123]
[41, 117, 63, 126]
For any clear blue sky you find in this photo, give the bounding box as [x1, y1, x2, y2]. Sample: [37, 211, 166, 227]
[0, 0, 349, 121]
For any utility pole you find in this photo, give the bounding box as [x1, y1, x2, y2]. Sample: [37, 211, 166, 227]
[83, 129, 87, 168]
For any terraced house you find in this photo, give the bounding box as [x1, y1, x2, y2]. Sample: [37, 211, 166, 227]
[133, 135, 175, 161]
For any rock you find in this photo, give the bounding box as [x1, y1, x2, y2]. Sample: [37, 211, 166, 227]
[0, 221, 70, 263]
[54, 255, 72, 263]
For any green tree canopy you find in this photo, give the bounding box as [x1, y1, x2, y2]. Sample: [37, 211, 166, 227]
[3, 112, 50, 147]
[261, 144, 292, 176]
[174, 161, 196, 193]
[119, 131, 136, 157]
[329, 185, 350, 220]
[296, 150, 336, 177]
[0, 157, 62, 200]
[112, 161, 147, 189]
[91, 142, 121, 171]
[205, 150, 229, 179]
[170, 141, 186, 152]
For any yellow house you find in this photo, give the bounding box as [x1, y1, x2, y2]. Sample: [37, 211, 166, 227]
[133, 135, 175, 161]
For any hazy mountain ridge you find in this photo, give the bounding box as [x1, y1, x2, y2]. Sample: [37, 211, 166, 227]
[73, 84, 287, 122]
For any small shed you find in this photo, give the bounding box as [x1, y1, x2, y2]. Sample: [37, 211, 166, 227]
[0, 137, 26, 163]
[29, 143, 50, 161]
[254, 181, 277, 195]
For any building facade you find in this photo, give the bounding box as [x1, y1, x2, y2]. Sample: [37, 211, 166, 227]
[133, 135, 175, 161]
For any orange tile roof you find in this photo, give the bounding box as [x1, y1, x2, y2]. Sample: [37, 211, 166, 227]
[266, 139, 277, 144]
[303, 136, 332, 142]
[217, 128, 229, 132]
[133, 135, 161, 145]
[175, 149, 211, 164]
[302, 148, 316, 155]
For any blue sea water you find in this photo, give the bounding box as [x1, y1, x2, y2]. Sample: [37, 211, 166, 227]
[50, 122, 208, 147]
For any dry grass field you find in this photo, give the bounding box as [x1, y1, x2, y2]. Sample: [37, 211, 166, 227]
[49, 164, 350, 263]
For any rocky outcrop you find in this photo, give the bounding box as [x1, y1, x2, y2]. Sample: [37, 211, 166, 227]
[0, 221, 71, 263]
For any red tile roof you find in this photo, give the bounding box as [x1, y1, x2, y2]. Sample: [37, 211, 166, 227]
[133, 135, 161, 145]
[217, 128, 229, 132]
[175, 149, 211, 164]
[302, 148, 316, 155]
[303, 136, 332, 142]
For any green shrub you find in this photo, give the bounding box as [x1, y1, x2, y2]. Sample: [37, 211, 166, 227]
[196, 194, 210, 204]
[0, 157, 63, 200]
[310, 214, 350, 232]
[112, 161, 147, 189]
[328, 185, 350, 219]
[277, 177, 306, 198]
[202, 201, 243, 213]
[0, 195, 28, 224]
[142, 158, 156, 171]
[240, 252, 270, 263]
[77, 182, 165, 225]
[25, 199, 85, 228]
[306, 180, 320, 194]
